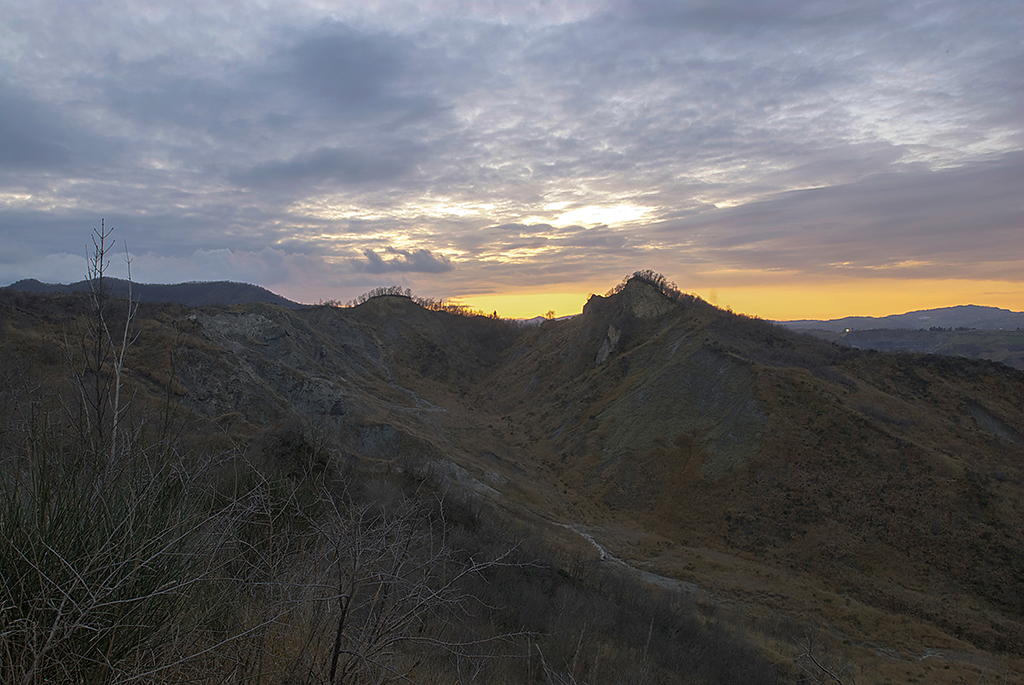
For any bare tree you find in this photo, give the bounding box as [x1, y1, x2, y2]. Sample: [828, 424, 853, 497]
[216, 466, 530, 685]
[794, 625, 855, 685]
[66, 219, 139, 463]
[0, 440, 234, 685]
[309, 490, 524, 685]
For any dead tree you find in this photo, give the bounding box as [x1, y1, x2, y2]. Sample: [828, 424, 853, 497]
[66, 219, 139, 463]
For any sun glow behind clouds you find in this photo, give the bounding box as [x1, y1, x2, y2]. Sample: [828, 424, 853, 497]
[551, 203, 654, 227]
[0, 192, 35, 208]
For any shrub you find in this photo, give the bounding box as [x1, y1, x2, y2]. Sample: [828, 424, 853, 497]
[0, 434, 223, 684]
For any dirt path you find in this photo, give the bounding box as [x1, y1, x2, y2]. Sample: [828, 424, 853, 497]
[556, 523, 705, 597]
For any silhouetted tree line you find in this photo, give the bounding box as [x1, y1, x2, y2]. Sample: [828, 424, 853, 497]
[319, 285, 507, 320]
[606, 270, 708, 309]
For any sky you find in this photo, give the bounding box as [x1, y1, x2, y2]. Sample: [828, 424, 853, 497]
[1, 0, 1022, 320]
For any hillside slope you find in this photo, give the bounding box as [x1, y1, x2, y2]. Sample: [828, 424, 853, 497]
[471, 282, 1024, 673]
[3, 277, 1023, 682]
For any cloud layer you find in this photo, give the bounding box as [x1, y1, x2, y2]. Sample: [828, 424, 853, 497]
[1, 0, 1021, 310]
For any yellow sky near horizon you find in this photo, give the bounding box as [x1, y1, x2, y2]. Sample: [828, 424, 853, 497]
[454, 278, 1024, 322]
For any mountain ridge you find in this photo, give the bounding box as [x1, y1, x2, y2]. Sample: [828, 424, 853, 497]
[9, 277, 1023, 329]
[782, 303, 1024, 331]
[4, 277, 306, 309]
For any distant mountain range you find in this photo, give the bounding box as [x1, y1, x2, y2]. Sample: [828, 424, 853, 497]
[781, 304, 1024, 331]
[4, 277, 306, 309]
[9, 279, 1022, 331]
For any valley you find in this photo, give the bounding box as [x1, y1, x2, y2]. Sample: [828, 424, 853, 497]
[2, 274, 1023, 683]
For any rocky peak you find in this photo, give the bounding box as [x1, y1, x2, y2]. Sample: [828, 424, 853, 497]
[581, 275, 678, 323]
[617, 277, 677, 319]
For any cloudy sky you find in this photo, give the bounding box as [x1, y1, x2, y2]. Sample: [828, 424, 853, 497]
[2, 0, 1022, 319]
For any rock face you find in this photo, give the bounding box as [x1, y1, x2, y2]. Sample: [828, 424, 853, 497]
[594, 324, 620, 365]
[616, 277, 678, 320]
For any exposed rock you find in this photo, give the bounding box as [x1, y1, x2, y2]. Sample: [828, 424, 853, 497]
[594, 324, 620, 365]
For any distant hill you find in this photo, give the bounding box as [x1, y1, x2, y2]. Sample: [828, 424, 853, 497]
[798, 327, 1024, 370]
[781, 304, 1024, 332]
[5, 277, 306, 308]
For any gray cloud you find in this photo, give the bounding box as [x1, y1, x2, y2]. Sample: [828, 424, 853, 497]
[275, 27, 434, 120]
[355, 247, 453, 274]
[0, 80, 120, 174]
[0, 0, 1021, 310]
[231, 146, 418, 189]
[650, 152, 1024, 279]
[623, 0, 888, 35]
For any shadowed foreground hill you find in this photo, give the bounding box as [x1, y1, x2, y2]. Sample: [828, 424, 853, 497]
[2, 275, 1023, 683]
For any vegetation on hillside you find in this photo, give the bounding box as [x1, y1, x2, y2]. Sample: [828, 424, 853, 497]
[6, 256, 1024, 683]
[1, 247, 778, 682]
[0, 350, 774, 684]
[331, 284, 504, 320]
[605, 270, 708, 310]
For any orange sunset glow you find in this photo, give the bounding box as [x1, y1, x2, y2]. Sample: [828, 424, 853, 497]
[455, 278, 1024, 322]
